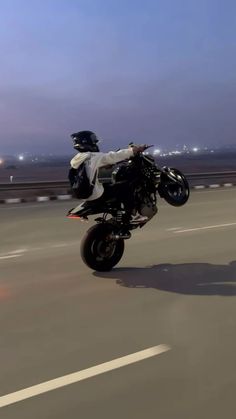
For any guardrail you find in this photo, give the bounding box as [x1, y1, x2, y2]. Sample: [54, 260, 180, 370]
[0, 171, 235, 203]
[0, 171, 236, 191]
[0, 180, 70, 191]
[184, 171, 236, 187]
[187, 171, 236, 181]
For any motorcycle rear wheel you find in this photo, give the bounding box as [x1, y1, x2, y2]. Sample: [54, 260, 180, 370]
[80, 223, 125, 271]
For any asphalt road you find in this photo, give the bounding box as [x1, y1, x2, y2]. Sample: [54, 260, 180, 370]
[0, 188, 236, 419]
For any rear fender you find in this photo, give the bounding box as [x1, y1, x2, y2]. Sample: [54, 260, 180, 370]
[67, 202, 98, 218]
[67, 201, 114, 218]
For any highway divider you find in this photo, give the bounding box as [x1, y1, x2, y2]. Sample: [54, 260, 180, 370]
[0, 171, 236, 204]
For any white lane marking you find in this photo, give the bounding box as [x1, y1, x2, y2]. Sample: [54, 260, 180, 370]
[0, 242, 81, 260]
[224, 183, 233, 187]
[7, 249, 27, 255]
[0, 249, 27, 259]
[50, 243, 70, 248]
[0, 344, 170, 408]
[209, 184, 220, 188]
[0, 255, 22, 260]
[174, 222, 236, 234]
[166, 227, 183, 231]
[35, 241, 80, 251]
[193, 185, 205, 189]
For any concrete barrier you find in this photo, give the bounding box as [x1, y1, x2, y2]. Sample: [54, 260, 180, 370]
[0, 171, 235, 204]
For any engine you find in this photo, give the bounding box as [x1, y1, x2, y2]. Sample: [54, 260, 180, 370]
[136, 190, 157, 220]
[139, 202, 158, 219]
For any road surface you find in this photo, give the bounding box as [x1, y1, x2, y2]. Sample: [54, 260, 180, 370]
[0, 188, 236, 418]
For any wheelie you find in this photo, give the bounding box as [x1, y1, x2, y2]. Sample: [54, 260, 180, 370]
[67, 131, 190, 271]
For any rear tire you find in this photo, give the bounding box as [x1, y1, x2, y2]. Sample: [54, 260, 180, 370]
[80, 223, 125, 272]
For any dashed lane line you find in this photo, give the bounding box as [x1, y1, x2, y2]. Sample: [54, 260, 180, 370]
[0, 344, 171, 408]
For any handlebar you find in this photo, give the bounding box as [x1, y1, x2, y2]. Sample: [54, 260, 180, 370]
[143, 144, 154, 151]
[129, 143, 154, 153]
[116, 144, 154, 153]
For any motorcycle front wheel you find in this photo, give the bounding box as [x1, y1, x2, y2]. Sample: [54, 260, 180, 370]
[158, 168, 190, 207]
[80, 223, 125, 272]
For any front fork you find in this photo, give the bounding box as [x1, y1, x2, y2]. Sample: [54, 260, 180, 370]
[161, 167, 183, 185]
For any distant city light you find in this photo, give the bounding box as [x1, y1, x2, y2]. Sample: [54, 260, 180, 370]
[171, 150, 182, 155]
[153, 148, 161, 155]
[192, 147, 199, 152]
[18, 155, 24, 161]
[0, 158, 3, 165]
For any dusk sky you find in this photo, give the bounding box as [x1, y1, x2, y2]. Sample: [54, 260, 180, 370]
[0, 0, 236, 154]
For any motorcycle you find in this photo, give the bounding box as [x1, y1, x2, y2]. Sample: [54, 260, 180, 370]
[67, 145, 190, 271]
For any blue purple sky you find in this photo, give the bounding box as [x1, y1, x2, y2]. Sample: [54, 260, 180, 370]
[0, 0, 236, 154]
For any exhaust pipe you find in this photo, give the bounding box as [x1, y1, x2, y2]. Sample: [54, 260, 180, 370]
[110, 232, 131, 240]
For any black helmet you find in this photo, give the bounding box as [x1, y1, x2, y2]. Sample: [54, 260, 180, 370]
[71, 131, 100, 152]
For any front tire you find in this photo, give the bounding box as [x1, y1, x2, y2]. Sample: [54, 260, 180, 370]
[80, 224, 125, 271]
[159, 168, 190, 207]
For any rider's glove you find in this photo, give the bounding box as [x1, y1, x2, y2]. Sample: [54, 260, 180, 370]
[131, 144, 147, 155]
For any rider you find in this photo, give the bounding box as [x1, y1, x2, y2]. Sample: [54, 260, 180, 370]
[68, 130, 148, 223]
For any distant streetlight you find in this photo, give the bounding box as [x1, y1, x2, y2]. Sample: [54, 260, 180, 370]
[192, 147, 199, 152]
[18, 155, 24, 161]
[0, 158, 3, 165]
